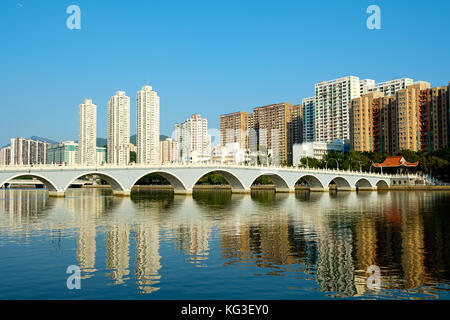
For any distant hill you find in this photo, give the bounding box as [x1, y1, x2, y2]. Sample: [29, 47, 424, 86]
[130, 134, 169, 145]
[97, 138, 107, 147]
[30, 136, 58, 145]
[1, 135, 169, 149]
[1, 136, 58, 148]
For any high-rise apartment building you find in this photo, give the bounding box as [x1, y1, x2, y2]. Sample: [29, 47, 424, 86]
[302, 97, 315, 142]
[314, 76, 361, 143]
[316, 76, 415, 144]
[248, 113, 257, 152]
[136, 85, 160, 164]
[350, 92, 385, 152]
[396, 82, 431, 152]
[9, 138, 50, 166]
[430, 85, 449, 150]
[173, 114, 211, 163]
[366, 78, 414, 96]
[107, 91, 130, 165]
[251, 103, 297, 165]
[220, 111, 249, 149]
[160, 138, 179, 164]
[78, 99, 97, 166]
[0, 147, 11, 166]
[350, 81, 450, 154]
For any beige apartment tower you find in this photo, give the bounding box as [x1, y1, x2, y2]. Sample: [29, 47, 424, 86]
[136, 85, 160, 164]
[78, 99, 97, 166]
[107, 91, 130, 165]
[220, 111, 249, 149]
[251, 103, 297, 165]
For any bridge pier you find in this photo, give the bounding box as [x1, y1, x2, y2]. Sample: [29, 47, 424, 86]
[357, 187, 378, 191]
[113, 190, 131, 197]
[276, 188, 296, 193]
[337, 187, 357, 192]
[49, 191, 65, 197]
[174, 189, 193, 195]
[231, 188, 251, 194]
[311, 187, 329, 192]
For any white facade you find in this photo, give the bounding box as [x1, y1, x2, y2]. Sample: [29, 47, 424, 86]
[211, 143, 248, 165]
[314, 76, 361, 143]
[107, 91, 130, 165]
[10, 138, 50, 166]
[78, 99, 97, 166]
[173, 114, 211, 163]
[362, 78, 414, 96]
[136, 85, 160, 164]
[293, 139, 346, 165]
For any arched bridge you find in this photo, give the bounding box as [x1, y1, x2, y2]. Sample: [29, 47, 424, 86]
[0, 164, 408, 197]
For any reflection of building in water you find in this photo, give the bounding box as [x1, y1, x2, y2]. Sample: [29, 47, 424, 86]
[0, 189, 48, 226]
[65, 194, 107, 279]
[353, 215, 378, 295]
[316, 227, 356, 297]
[106, 224, 130, 284]
[399, 193, 425, 289]
[220, 211, 301, 268]
[173, 222, 211, 265]
[135, 223, 161, 294]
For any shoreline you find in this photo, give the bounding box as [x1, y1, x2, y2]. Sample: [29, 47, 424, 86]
[3, 185, 450, 191]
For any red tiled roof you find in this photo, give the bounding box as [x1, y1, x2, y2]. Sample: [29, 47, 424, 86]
[373, 156, 419, 168]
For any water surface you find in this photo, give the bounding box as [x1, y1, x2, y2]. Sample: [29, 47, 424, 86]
[0, 188, 449, 300]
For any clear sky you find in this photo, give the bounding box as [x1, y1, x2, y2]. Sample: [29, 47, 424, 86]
[1, 0, 449, 146]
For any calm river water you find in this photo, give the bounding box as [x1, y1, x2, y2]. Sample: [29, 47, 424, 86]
[0, 188, 449, 300]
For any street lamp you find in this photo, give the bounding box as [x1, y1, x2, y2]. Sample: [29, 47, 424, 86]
[349, 158, 362, 172]
[326, 158, 339, 170]
[300, 157, 309, 169]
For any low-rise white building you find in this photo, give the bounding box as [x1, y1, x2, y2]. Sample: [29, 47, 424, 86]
[293, 139, 347, 165]
[211, 143, 248, 165]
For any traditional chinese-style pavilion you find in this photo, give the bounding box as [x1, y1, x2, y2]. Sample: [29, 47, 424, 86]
[372, 156, 419, 174]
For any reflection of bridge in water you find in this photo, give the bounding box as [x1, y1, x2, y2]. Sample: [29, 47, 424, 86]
[0, 164, 412, 197]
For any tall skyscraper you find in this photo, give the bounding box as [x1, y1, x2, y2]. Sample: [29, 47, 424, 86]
[78, 99, 97, 166]
[107, 91, 130, 165]
[136, 85, 160, 164]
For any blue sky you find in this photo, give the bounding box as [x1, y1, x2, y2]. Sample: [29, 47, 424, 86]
[1, 0, 449, 146]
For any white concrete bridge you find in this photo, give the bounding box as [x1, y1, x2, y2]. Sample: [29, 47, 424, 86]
[0, 164, 417, 197]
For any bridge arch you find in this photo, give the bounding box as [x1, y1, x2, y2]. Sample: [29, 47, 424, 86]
[251, 172, 290, 191]
[376, 180, 389, 188]
[63, 172, 125, 192]
[355, 178, 373, 188]
[295, 175, 325, 190]
[130, 170, 188, 192]
[193, 169, 246, 191]
[327, 176, 352, 190]
[0, 173, 58, 192]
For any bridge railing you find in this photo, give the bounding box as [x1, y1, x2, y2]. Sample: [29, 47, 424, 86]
[0, 163, 405, 179]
